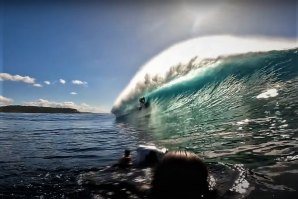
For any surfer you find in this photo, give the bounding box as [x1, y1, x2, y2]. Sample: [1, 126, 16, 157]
[139, 97, 146, 110]
[139, 97, 146, 104]
[139, 97, 149, 110]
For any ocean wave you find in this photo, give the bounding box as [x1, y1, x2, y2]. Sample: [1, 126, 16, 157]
[112, 47, 298, 118]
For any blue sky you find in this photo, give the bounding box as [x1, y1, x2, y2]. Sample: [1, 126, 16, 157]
[0, 0, 297, 112]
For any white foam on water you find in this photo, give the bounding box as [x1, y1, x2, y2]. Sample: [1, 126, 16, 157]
[256, 89, 278, 99]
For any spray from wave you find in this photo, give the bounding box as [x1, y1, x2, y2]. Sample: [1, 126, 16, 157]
[111, 35, 296, 117]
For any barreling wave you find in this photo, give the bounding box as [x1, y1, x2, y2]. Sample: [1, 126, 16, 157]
[112, 36, 298, 132]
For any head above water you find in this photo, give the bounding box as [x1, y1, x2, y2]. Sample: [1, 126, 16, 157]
[124, 149, 131, 157]
[151, 151, 209, 199]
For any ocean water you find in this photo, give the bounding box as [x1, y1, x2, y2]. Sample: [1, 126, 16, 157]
[0, 113, 146, 198]
[1, 48, 298, 198]
[0, 111, 297, 199]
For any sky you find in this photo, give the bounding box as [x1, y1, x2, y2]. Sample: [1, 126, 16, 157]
[0, 0, 297, 112]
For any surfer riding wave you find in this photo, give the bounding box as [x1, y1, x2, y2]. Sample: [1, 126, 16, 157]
[139, 97, 150, 110]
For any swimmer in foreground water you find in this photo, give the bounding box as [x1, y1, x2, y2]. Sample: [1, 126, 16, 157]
[85, 150, 217, 199]
[150, 151, 212, 199]
[116, 149, 132, 169]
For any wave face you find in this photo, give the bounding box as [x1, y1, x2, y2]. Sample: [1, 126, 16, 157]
[112, 47, 298, 134]
[112, 37, 297, 140]
[113, 48, 297, 112]
[112, 36, 296, 112]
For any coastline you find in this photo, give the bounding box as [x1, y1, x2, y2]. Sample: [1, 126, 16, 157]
[0, 105, 80, 114]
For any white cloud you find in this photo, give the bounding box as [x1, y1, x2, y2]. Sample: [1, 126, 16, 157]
[0, 73, 35, 84]
[44, 81, 51, 85]
[70, 92, 77, 95]
[33, 83, 43, 87]
[24, 99, 105, 113]
[59, 79, 66, 84]
[72, 80, 88, 86]
[0, 96, 13, 105]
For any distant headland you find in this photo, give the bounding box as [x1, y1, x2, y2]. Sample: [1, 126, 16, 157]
[0, 105, 80, 113]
